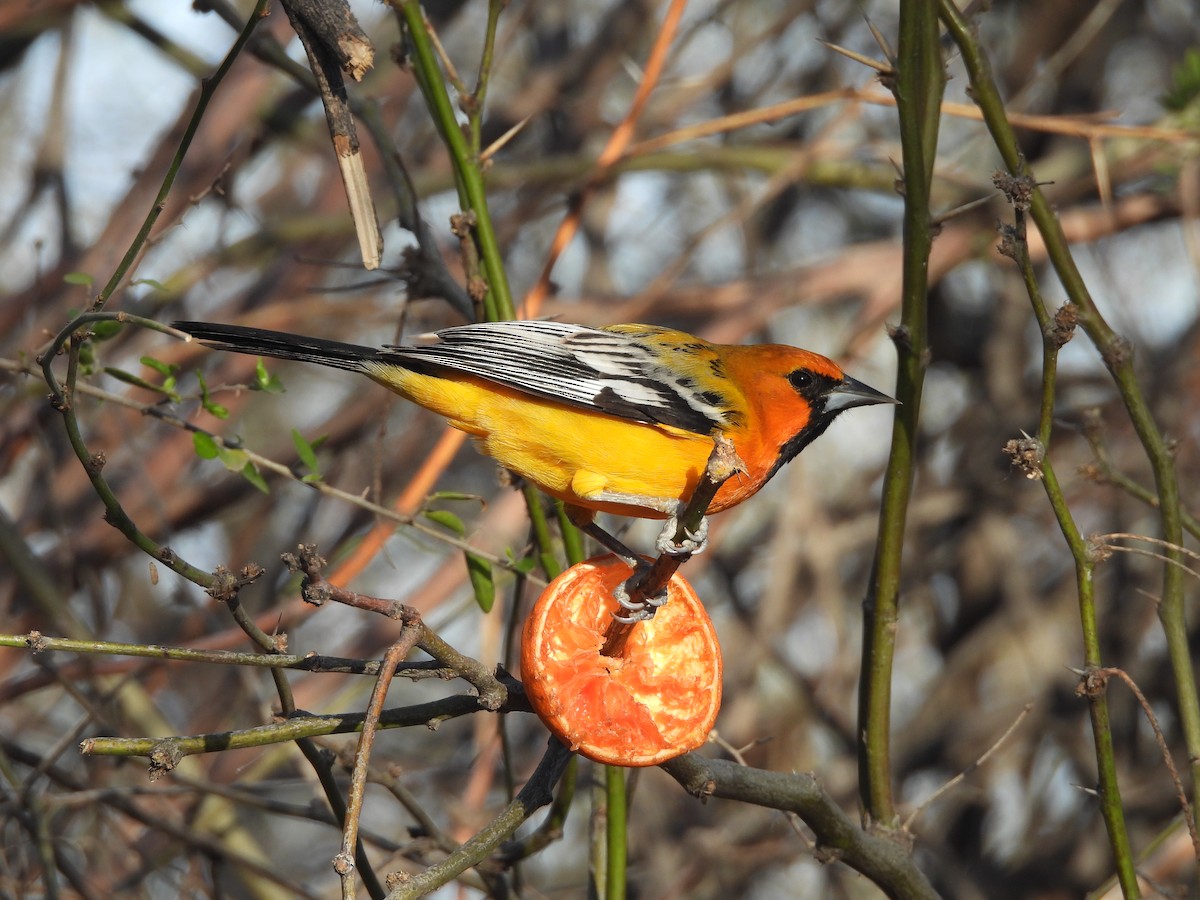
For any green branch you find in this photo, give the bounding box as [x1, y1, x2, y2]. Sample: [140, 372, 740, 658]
[858, 0, 944, 826]
[996, 185, 1138, 894]
[393, 1, 515, 321]
[942, 0, 1196, 889]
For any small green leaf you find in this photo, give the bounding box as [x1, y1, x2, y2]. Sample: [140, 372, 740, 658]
[301, 472, 323, 483]
[253, 358, 285, 393]
[510, 556, 538, 575]
[1162, 48, 1200, 112]
[426, 491, 480, 503]
[291, 428, 320, 473]
[504, 548, 539, 575]
[78, 342, 97, 375]
[465, 552, 494, 613]
[240, 461, 270, 494]
[63, 272, 94, 286]
[104, 367, 182, 402]
[196, 372, 229, 419]
[193, 435, 269, 493]
[216, 446, 249, 472]
[192, 432, 220, 459]
[90, 320, 124, 340]
[424, 509, 466, 536]
[140, 356, 178, 377]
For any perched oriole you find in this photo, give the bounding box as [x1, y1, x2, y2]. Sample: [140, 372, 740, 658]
[174, 320, 894, 549]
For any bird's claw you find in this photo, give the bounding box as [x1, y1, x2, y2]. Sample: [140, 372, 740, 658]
[612, 576, 668, 623]
[654, 515, 709, 557]
[612, 607, 654, 624]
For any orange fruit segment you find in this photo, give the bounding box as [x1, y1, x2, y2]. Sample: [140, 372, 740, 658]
[521, 555, 722, 767]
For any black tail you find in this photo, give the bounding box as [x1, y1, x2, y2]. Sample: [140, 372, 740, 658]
[173, 321, 382, 373]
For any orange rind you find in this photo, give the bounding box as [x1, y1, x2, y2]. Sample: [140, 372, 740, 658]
[521, 555, 722, 767]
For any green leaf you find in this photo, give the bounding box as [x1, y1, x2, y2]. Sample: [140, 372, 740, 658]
[240, 461, 270, 494]
[140, 355, 178, 378]
[78, 342, 97, 375]
[104, 367, 182, 402]
[291, 428, 320, 473]
[216, 446, 249, 472]
[90, 320, 124, 340]
[504, 547, 538, 575]
[1162, 48, 1200, 112]
[253, 358, 285, 393]
[193, 435, 269, 493]
[63, 272, 94, 286]
[426, 490, 485, 505]
[196, 372, 229, 419]
[424, 509, 466, 536]
[465, 552, 494, 612]
[509, 555, 538, 575]
[192, 432, 220, 459]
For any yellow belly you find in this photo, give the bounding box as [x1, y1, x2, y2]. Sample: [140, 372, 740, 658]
[366, 363, 722, 517]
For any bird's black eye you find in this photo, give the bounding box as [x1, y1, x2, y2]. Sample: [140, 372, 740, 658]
[788, 369, 814, 392]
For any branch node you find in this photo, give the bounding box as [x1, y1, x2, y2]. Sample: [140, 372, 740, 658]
[206, 563, 263, 603]
[992, 169, 1035, 210]
[1049, 301, 1079, 347]
[85, 450, 107, 475]
[996, 222, 1021, 261]
[148, 739, 183, 781]
[1002, 433, 1045, 480]
[1085, 534, 1113, 564]
[1099, 335, 1134, 371]
[1075, 667, 1111, 700]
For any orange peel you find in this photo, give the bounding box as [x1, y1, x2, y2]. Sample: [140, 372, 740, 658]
[521, 555, 722, 766]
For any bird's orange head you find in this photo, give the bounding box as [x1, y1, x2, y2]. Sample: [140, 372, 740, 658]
[719, 344, 896, 483]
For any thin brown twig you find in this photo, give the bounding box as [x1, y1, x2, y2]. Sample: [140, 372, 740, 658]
[1091, 544, 1200, 583]
[903, 703, 1033, 831]
[623, 84, 1195, 162]
[283, 544, 508, 710]
[386, 739, 574, 899]
[522, 0, 688, 317]
[1092, 533, 1200, 563]
[1083, 668, 1200, 864]
[336, 626, 422, 899]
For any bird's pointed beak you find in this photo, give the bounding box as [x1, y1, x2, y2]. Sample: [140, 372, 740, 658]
[825, 375, 899, 412]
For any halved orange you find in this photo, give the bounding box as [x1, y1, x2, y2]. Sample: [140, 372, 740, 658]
[521, 555, 722, 767]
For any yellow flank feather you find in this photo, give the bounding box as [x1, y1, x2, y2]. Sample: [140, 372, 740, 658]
[363, 362, 714, 517]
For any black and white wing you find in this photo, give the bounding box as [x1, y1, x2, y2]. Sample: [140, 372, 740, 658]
[381, 321, 730, 435]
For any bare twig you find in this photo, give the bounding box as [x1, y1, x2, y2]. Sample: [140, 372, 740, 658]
[662, 755, 939, 900]
[1080, 668, 1200, 864]
[336, 628, 422, 899]
[283, 545, 508, 710]
[903, 703, 1033, 831]
[279, 0, 382, 269]
[386, 739, 574, 899]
